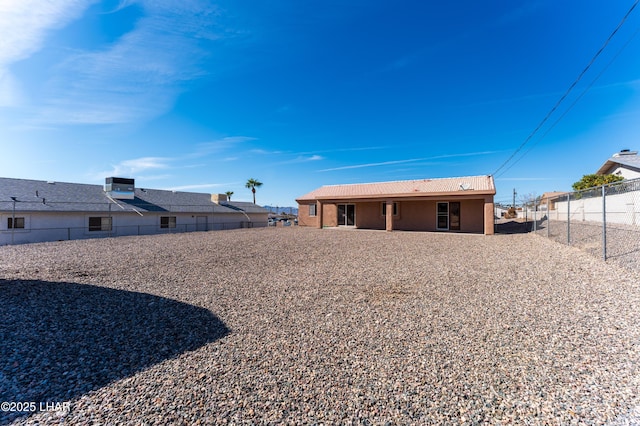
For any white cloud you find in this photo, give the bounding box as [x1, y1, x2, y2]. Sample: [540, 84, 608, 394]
[318, 158, 424, 172]
[251, 148, 284, 155]
[318, 150, 503, 172]
[278, 154, 324, 165]
[195, 137, 257, 156]
[0, 0, 92, 65]
[0, 0, 93, 107]
[94, 135, 253, 178]
[0, 69, 23, 107]
[297, 146, 387, 155]
[165, 182, 235, 191]
[100, 156, 172, 178]
[5, 0, 225, 124]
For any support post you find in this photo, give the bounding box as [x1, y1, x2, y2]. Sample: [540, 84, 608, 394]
[602, 185, 607, 261]
[385, 201, 394, 232]
[546, 196, 550, 238]
[484, 201, 495, 235]
[317, 201, 323, 229]
[567, 193, 571, 245]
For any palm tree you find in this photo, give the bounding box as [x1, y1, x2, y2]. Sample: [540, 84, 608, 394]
[245, 178, 263, 204]
[225, 191, 234, 201]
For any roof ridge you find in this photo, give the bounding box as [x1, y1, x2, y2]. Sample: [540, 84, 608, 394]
[320, 175, 491, 188]
[0, 177, 101, 187]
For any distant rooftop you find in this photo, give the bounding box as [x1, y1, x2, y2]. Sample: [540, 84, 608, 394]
[597, 149, 640, 175]
[0, 177, 268, 214]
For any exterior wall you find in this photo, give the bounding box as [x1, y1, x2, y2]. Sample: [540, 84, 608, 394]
[297, 202, 319, 228]
[246, 213, 269, 227]
[394, 200, 434, 231]
[323, 203, 338, 227]
[484, 202, 495, 235]
[296, 202, 349, 228]
[609, 165, 640, 180]
[0, 210, 268, 245]
[387, 199, 485, 233]
[461, 199, 486, 233]
[298, 193, 494, 234]
[300, 198, 490, 233]
[355, 202, 385, 229]
[552, 191, 640, 226]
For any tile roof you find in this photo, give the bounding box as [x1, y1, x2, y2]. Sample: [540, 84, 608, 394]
[297, 175, 495, 201]
[0, 178, 268, 214]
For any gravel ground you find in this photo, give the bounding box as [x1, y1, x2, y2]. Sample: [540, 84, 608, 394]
[543, 220, 640, 270]
[1, 227, 640, 425]
[497, 217, 640, 270]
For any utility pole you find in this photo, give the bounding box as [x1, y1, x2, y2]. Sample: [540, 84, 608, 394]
[512, 188, 517, 207]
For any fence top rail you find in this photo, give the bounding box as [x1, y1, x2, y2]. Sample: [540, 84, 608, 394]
[542, 177, 640, 202]
[572, 176, 640, 195]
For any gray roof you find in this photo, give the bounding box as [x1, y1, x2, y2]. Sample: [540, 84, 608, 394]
[0, 178, 268, 215]
[597, 151, 640, 175]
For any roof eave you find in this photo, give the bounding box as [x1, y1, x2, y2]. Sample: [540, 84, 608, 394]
[596, 160, 616, 175]
[298, 189, 496, 202]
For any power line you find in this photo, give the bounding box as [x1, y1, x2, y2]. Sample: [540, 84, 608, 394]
[496, 23, 640, 178]
[491, 0, 639, 177]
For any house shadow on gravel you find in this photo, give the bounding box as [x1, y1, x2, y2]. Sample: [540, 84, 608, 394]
[0, 279, 229, 424]
[495, 219, 540, 234]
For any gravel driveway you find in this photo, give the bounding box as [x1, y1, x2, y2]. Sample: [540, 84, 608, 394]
[1, 227, 640, 424]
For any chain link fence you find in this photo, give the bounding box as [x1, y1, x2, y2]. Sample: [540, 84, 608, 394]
[0, 221, 269, 245]
[526, 177, 640, 268]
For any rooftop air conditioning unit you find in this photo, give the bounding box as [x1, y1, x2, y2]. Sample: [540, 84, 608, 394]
[105, 177, 135, 199]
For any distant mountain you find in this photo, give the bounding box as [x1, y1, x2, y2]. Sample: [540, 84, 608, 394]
[263, 205, 298, 215]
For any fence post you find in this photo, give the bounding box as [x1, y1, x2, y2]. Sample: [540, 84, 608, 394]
[546, 196, 550, 238]
[567, 193, 571, 245]
[602, 185, 607, 261]
[533, 198, 537, 232]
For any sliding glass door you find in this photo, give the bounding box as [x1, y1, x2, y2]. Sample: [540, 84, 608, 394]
[437, 202, 449, 230]
[437, 202, 461, 231]
[337, 204, 355, 226]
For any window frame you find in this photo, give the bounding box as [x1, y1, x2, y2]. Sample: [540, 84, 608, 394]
[160, 216, 177, 229]
[436, 202, 449, 230]
[381, 202, 399, 217]
[88, 216, 112, 232]
[7, 217, 25, 229]
[309, 204, 317, 217]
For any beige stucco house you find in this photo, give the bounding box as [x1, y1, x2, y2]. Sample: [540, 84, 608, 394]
[296, 175, 495, 235]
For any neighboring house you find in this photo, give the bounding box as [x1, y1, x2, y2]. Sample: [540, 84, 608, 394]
[537, 150, 640, 226]
[0, 177, 268, 245]
[539, 191, 568, 210]
[296, 175, 495, 235]
[596, 149, 640, 180]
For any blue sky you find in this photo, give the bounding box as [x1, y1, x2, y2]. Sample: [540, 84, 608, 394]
[1, 0, 639, 207]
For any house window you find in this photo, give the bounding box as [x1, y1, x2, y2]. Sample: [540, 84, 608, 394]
[89, 217, 112, 232]
[309, 204, 317, 217]
[381, 202, 398, 216]
[161, 216, 177, 228]
[8, 217, 25, 229]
